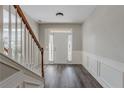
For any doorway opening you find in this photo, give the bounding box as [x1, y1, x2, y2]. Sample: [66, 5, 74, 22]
[48, 29, 72, 64]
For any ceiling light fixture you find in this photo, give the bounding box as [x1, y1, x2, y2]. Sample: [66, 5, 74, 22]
[56, 12, 64, 16]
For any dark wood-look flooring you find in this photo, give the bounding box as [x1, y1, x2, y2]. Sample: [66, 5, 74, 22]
[44, 64, 102, 88]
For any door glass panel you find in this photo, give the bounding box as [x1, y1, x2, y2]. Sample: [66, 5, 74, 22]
[68, 34, 72, 61]
[48, 34, 54, 61]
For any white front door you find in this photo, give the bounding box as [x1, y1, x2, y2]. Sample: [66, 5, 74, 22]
[54, 33, 68, 64]
[48, 31, 72, 64]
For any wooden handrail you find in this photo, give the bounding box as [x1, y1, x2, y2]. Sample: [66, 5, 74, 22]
[13, 5, 42, 51]
[13, 5, 44, 78]
[4, 48, 8, 53]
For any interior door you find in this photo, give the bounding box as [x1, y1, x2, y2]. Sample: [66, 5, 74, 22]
[53, 33, 68, 64]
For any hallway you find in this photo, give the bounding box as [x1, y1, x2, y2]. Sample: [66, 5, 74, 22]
[0, 5, 124, 88]
[44, 64, 102, 88]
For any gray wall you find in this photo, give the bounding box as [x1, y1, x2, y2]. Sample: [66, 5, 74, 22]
[24, 13, 40, 41]
[82, 5, 124, 62]
[39, 24, 82, 51]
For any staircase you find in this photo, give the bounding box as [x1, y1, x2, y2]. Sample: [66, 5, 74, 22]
[0, 5, 44, 88]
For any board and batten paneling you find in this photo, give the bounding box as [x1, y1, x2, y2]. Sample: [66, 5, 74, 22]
[82, 51, 124, 88]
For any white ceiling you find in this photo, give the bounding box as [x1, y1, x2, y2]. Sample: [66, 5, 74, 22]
[21, 5, 96, 24]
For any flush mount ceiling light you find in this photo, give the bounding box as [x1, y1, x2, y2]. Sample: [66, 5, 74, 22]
[56, 12, 64, 17]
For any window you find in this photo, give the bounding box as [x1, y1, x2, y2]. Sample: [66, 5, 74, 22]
[48, 34, 54, 61]
[68, 34, 72, 61]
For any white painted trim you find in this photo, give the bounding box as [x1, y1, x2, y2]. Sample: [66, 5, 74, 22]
[0, 53, 43, 79]
[0, 71, 44, 88]
[83, 51, 124, 72]
[27, 32, 30, 69]
[82, 51, 124, 88]
[20, 18, 23, 64]
[8, 5, 12, 57]
[15, 8, 18, 61]
[24, 25, 26, 65]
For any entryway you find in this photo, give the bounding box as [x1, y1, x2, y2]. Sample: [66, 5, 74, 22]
[48, 30, 72, 64]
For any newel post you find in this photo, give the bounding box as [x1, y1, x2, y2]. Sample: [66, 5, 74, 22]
[41, 48, 44, 78]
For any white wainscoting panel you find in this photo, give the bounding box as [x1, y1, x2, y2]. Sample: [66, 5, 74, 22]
[100, 63, 123, 87]
[88, 57, 98, 77]
[82, 51, 124, 88]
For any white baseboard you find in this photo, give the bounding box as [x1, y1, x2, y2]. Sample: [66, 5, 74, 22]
[82, 51, 124, 88]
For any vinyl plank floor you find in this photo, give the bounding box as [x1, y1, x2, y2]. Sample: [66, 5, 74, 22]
[44, 64, 102, 88]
